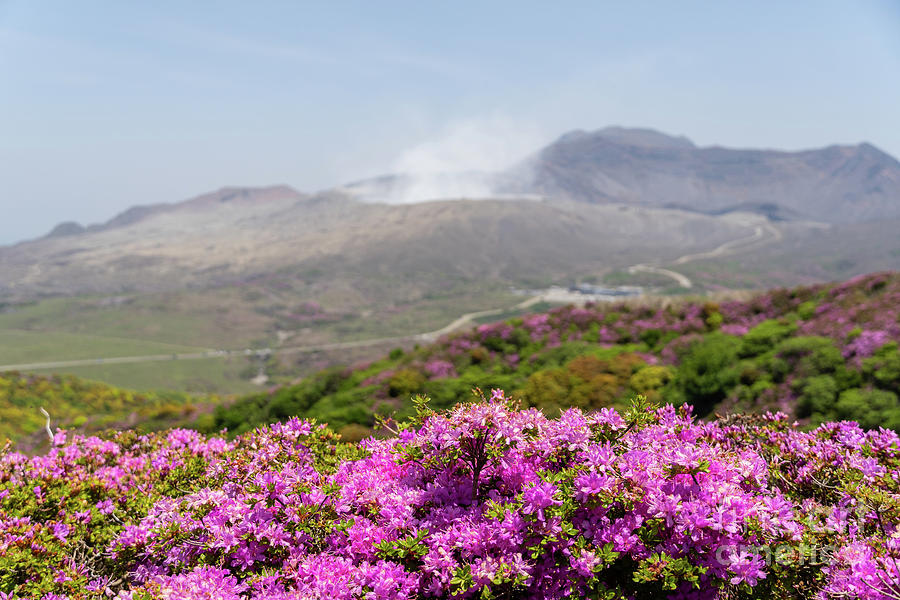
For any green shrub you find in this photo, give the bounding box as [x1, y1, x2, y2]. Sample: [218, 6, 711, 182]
[674, 333, 741, 415]
[740, 319, 797, 357]
[833, 387, 900, 430]
[797, 300, 817, 320]
[639, 328, 663, 348]
[796, 375, 839, 420]
[629, 365, 674, 402]
[387, 369, 426, 398]
[863, 342, 900, 393]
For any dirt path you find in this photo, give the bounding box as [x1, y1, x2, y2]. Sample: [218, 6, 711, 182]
[627, 264, 694, 288]
[417, 294, 545, 341]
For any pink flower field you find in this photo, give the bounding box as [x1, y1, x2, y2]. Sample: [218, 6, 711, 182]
[2, 391, 899, 599]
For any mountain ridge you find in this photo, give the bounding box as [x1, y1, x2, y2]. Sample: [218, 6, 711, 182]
[35, 185, 306, 242]
[24, 128, 900, 247]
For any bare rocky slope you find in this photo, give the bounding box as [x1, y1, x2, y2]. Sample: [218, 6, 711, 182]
[0, 187, 750, 300]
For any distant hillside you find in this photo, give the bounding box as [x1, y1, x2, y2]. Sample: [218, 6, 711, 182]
[206, 272, 900, 438]
[501, 126, 900, 224]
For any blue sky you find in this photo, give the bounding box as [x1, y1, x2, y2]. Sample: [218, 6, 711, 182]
[1, 0, 898, 244]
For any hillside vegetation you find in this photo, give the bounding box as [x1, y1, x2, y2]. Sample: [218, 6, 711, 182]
[3, 272, 898, 449]
[207, 272, 900, 438]
[0, 372, 208, 449]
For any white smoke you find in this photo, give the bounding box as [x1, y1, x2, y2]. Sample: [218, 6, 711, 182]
[348, 115, 544, 204]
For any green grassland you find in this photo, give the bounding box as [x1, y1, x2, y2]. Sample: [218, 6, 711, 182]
[46, 357, 261, 395]
[0, 290, 272, 349]
[0, 282, 527, 393]
[317, 288, 524, 340]
[0, 330, 204, 365]
[4, 272, 900, 451]
[600, 270, 676, 288]
[471, 301, 557, 325]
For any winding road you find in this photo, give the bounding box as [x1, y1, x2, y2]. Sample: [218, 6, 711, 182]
[627, 265, 694, 288]
[627, 216, 781, 289]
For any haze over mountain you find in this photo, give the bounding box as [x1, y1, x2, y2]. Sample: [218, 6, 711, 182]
[2, 127, 899, 302]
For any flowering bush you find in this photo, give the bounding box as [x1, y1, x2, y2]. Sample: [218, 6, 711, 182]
[3, 391, 900, 599]
[423, 360, 457, 380]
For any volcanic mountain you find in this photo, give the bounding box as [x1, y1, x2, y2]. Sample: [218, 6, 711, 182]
[500, 126, 900, 224]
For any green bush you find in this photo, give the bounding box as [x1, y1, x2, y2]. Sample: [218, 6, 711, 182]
[673, 333, 741, 415]
[863, 342, 900, 393]
[639, 328, 663, 348]
[796, 375, 839, 421]
[740, 319, 797, 357]
[387, 369, 426, 398]
[796, 300, 817, 320]
[833, 387, 900, 430]
[629, 365, 674, 401]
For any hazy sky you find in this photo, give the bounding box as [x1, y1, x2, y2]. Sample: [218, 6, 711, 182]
[1, 1, 898, 245]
